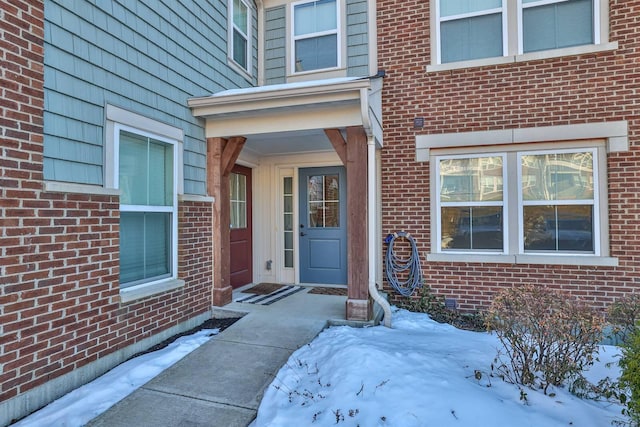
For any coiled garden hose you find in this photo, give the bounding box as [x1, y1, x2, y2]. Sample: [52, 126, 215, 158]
[384, 231, 423, 297]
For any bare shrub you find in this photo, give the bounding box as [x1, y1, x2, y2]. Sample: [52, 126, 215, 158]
[608, 294, 640, 344]
[486, 285, 604, 394]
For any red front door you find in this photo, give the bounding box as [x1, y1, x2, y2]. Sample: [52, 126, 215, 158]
[230, 165, 253, 288]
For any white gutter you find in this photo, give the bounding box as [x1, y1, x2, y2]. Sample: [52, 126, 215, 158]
[368, 135, 392, 327]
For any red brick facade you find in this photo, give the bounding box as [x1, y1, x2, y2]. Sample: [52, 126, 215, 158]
[377, 0, 640, 311]
[0, 1, 213, 420]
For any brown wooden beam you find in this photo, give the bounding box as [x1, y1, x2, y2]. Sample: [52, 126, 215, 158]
[324, 128, 347, 165]
[345, 126, 370, 321]
[207, 136, 246, 307]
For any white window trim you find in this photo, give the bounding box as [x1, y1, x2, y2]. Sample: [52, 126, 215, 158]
[104, 105, 186, 300]
[420, 127, 620, 266]
[516, 147, 600, 256]
[115, 123, 180, 289]
[435, 0, 507, 65]
[435, 153, 509, 255]
[228, 0, 252, 75]
[517, 0, 601, 54]
[430, 0, 612, 70]
[289, 0, 342, 75]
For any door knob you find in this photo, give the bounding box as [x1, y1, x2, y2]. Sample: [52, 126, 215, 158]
[300, 231, 307, 236]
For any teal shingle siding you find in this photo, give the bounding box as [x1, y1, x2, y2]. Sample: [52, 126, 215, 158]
[264, 6, 286, 85]
[44, 0, 258, 194]
[346, 0, 369, 77]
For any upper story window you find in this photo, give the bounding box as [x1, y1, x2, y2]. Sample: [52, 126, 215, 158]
[435, 0, 602, 65]
[292, 0, 340, 73]
[438, 0, 505, 64]
[229, 0, 251, 71]
[521, 0, 594, 53]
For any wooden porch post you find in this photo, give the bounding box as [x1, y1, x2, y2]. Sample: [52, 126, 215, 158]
[326, 126, 370, 321]
[207, 136, 246, 307]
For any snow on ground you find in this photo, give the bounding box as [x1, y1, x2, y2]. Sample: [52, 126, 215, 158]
[12, 329, 219, 427]
[255, 308, 625, 427]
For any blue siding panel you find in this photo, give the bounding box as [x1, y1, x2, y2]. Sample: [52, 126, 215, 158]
[44, 0, 258, 194]
[346, 0, 369, 77]
[264, 6, 286, 85]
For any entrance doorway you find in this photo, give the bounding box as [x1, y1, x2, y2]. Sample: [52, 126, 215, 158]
[298, 166, 347, 284]
[230, 164, 252, 288]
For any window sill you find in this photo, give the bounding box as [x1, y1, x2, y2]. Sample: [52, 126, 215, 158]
[426, 42, 619, 73]
[427, 253, 618, 267]
[43, 181, 120, 196]
[120, 278, 185, 304]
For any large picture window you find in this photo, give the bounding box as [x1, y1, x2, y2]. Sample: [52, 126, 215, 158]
[435, 147, 600, 257]
[292, 0, 339, 72]
[117, 127, 178, 287]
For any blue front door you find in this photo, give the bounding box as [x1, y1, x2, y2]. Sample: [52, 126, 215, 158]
[299, 166, 347, 284]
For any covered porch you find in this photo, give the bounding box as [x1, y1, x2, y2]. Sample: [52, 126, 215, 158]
[188, 77, 385, 322]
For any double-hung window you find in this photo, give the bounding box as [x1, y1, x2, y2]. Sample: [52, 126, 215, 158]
[519, 150, 597, 253]
[116, 126, 178, 287]
[436, 0, 505, 64]
[229, 0, 251, 71]
[435, 147, 601, 258]
[520, 0, 594, 53]
[434, 0, 604, 65]
[292, 0, 339, 73]
[438, 155, 506, 251]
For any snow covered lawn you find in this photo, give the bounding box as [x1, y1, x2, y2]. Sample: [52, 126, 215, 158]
[255, 308, 624, 427]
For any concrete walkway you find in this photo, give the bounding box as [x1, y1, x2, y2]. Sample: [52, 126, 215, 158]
[87, 287, 347, 427]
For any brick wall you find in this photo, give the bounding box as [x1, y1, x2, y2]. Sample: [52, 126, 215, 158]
[0, 1, 213, 418]
[377, 0, 640, 311]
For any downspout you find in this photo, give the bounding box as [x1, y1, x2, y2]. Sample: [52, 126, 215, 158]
[367, 136, 391, 327]
[362, 88, 392, 327]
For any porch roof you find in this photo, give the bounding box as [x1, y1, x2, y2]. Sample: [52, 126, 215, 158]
[188, 77, 383, 146]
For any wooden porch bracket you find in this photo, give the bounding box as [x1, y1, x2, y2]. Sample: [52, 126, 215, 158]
[207, 136, 246, 307]
[324, 128, 347, 165]
[344, 126, 371, 321]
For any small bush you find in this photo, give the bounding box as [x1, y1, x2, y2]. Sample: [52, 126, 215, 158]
[486, 285, 604, 394]
[620, 327, 640, 426]
[608, 294, 640, 344]
[397, 286, 485, 331]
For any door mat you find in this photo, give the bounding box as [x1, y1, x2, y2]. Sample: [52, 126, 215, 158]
[308, 287, 348, 296]
[235, 285, 304, 305]
[242, 283, 284, 295]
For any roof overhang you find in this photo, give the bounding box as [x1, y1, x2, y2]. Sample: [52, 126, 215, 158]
[188, 77, 383, 146]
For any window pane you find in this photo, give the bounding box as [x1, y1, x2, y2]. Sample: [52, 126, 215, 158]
[284, 212, 293, 230]
[309, 201, 323, 227]
[441, 13, 503, 63]
[120, 212, 171, 285]
[308, 176, 324, 201]
[295, 34, 338, 71]
[324, 175, 339, 201]
[233, 29, 248, 68]
[521, 152, 594, 201]
[294, 0, 336, 36]
[523, 205, 593, 252]
[120, 131, 173, 206]
[119, 131, 148, 205]
[230, 173, 247, 229]
[441, 206, 503, 250]
[148, 140, 172, 206]
[233, 0, 248, 33]
[440, 156, 503, 202]
[523, 0, 593, 53]
[284, 176, 293, 194]
[284, 195, 293, 212]
[284, 250, 294, 268]
[324, 201, 339, 227]
[440, 0, 501, 17]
